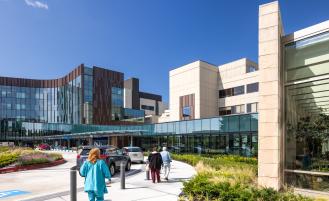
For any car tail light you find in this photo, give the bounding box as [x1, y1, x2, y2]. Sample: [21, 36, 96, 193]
[100, 155, 107, 159]
[77, 154, 80, 159]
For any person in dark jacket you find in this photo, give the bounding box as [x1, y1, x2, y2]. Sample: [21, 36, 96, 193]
[148, 147, 163, 183]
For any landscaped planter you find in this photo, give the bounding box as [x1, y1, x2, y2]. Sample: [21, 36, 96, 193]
[0, 159, 66, 174]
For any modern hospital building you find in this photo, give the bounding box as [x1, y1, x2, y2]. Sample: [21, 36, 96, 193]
[1, 1, 329, 195]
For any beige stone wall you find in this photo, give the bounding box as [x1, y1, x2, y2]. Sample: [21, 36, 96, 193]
[218, 58, 259, 110]
[169, 61, 218, 121]
[199, 62, 219, 118]
[258, 1, 284, 190]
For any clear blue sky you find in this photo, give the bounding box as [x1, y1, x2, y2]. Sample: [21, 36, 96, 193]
[0, 0, 328, 102]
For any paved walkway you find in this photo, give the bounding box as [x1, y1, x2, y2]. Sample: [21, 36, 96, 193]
[40, 160, 196, 201]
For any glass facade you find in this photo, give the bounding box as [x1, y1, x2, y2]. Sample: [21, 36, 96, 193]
[83, 67, 93, 124]
[284, 31, 329, 191]
[123, 108, 144, 122]
[0, 113, 258, 156]
[111, 87, 123, 121]
[0, 76, 82, 124]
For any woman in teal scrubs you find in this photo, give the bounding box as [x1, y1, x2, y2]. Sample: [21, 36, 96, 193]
[80, 148, 111, 201]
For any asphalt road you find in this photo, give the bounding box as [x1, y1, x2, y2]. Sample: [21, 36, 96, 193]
[0, 151, 142, 201]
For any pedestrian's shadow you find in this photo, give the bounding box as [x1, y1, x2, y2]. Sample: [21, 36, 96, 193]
[165, 177, 191, 183]
[124, 186, 149, 190]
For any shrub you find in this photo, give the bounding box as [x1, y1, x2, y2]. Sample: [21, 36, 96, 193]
[47, 153, 63, 161]
[0, 152, 19, 168]
[0, 146, 10, 153]
[183, 174, 313, 201]
[174, 154, 314, 201]
[20, 158, 50, 166]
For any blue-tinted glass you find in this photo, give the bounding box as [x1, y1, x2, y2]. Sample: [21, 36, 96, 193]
[201, 119, 210, 133]
[182, 106, 191, 117]
[194, 120, 201, 132]
[167, 122, 174, 134]
[175, 122, 180, 134]
[251, 114, 258, 131]
[240, 114, 251, 131]
[210, 118, 220, 133]
[219, 117, 229, 132]
[229, 116, 239, 132]
[179, 121, 186, 134]
[186, 120, 194, 133]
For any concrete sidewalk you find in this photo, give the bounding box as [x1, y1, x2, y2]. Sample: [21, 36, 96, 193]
[43, 160, 196, 201]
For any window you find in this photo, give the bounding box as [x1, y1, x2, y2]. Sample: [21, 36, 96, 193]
[233, 86, 244, 96]
[246, 66, 258, 73]
[232, 104, 245, 114]
[247, 103, 258, 113]
[247, 82, 259, 93]
[219, 88, 232, 98]
[219, 86, 244, 98]
[141, 105, 155, 111]
[219, 106, 232, 115]
[182, 106, 191, 117]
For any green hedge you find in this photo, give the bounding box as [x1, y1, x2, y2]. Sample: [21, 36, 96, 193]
[183, 173, 313, 201]
[174, 154, 315, 201]
[0, 152, 19, 168]
[20, 158, 50, 166]
[0, 146, 10, 153]
[172, 154, 257, 172]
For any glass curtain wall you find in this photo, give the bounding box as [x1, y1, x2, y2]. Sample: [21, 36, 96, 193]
[284, 31, 329, 192]
[0, 77, 82, 125]
[83, 67, 93, 124]
[111, 87, 123, 121]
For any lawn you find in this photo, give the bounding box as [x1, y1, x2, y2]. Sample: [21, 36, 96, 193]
[173, 154, 324, 201]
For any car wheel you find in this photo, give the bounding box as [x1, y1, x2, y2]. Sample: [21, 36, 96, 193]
[125, 160, 131, 171]
[109, 163, 115, 176]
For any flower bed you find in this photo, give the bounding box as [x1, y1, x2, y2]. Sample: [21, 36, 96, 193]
[0, 147, 64, 171]
[173, 154, 324, 201]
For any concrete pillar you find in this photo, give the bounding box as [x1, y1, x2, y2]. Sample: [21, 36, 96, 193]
[258, 1, 284, 190]
[130, 136, 133, 147]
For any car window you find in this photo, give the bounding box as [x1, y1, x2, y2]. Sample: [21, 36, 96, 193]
[106, 148, 117, 155]
[80, 149, 91, 156]
[80, 148, 105, 155]
[127, 147, 142, 152]
[116, 149, 123, 155]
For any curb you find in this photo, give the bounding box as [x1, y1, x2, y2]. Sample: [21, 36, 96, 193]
[0, 159, 66, 174]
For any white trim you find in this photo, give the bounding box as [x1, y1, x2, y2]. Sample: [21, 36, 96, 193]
[285, 169, 329, 176]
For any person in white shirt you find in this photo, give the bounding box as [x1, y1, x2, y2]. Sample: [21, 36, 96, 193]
[160, 147, 172, 180]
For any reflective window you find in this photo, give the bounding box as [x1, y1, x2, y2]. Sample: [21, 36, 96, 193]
[141, 105, 154, 111]
[233, 86, 244, 96]
[247, 82, 259, 93]
[284, 31, 329, 192]
[246, 66, 258, 73]
[182, 106, 191, 117]
[247, 103, 258, 113]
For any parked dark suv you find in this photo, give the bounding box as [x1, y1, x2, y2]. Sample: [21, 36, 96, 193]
[77, 146, 131, 176]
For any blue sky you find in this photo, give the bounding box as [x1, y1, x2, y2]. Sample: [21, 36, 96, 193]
[0, 0, 329, 102]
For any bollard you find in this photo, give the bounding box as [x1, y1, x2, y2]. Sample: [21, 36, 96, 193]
[145, 162, 150, 180]
[146, 169, 150, 180]
[70, 166, 77, 201]
[120, 161, 126, 189]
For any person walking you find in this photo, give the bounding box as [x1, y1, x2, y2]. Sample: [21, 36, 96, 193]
[160, 147, 172, 180]
[80, 148, 111, 201]
[148, 147, 163, 183]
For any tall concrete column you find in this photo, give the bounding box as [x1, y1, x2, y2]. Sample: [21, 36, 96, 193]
[258, 1, 284, 190]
